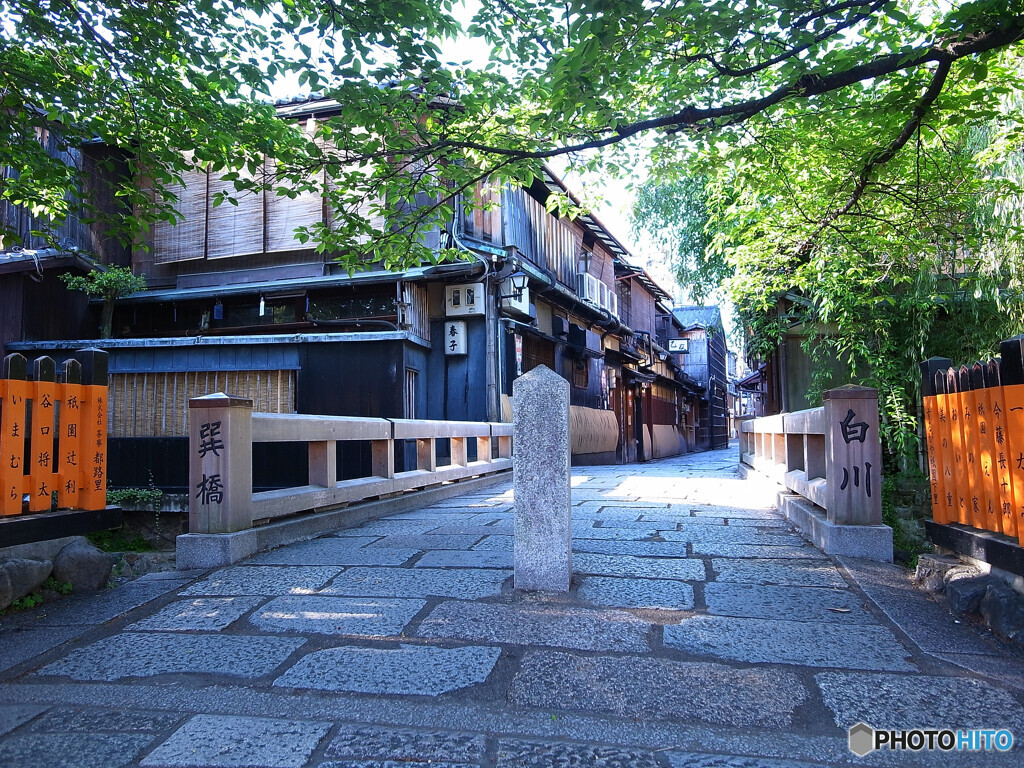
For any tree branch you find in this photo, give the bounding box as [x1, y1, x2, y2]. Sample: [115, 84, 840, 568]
[795, 57, 954, 257]
[439, 15, 1024, 160]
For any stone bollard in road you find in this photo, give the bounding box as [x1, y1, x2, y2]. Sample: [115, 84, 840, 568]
[512, 365, 571, 592]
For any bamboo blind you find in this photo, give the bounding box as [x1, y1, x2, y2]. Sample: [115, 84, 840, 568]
[207, 165, 265, 260]
[266, 158, 325, 253]
[108, 370, 296, 438]
[153, 167, 208, 264]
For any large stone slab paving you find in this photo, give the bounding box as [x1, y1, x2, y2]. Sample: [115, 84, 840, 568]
[127, 597, 263, 632]
[325, 723, 487, 763]
[464, 512, 512, 526]
[36, 633, 305, 681]
[415, 550, 512, 569]
[470, 535, 512, 551]
[815, 671, 1024, 731]
[712, 558, 848, 587]
[495, 739, 661, 768]
[572, 539, 691, 559]
[574, 503, 666, 515]
[714, 517, 792, 527]
[666, 754, 829, 768]
[26, 707, 182, 734]
[0, 705, 45, 737]
[705, 583, 874, 624]
[367, 534, 483, 550]
[573, 553, 705, 581]
[273, 644, 500, 695]
[684, 506, 781, 519]
[416, 601, 651, 652]
[0, 625, 81, 674]
[693, 542, 825, 558]
[933, 651, 1024, 692]
[181, 565, 342, 596]
[662, 526, 805, 545]
[577, 576, 695, 611]
[333, 521, 440, 537]
[321, 758, 474, 768]
[0, 732, 153, 768]
[663, 616, 916, 671]
[249, 596, 424, 636]
[837, 556, 1002, 656]
[140, 714, 330, 768]
[508, 651, 808, 728]
[426, 522, 512, 536]
[582, 519, 676, 531]
[8, 576, 191, 629]
[247, 539, 418, 567]
[320, 567, 509, 599]
[572, 525, 660, 541]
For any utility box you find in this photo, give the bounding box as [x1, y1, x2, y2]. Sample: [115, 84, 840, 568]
[445, 283, 485, 317]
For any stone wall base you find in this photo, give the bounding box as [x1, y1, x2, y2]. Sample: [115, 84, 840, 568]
[175, 471, 510, 570]
[778, 492, 893, 562]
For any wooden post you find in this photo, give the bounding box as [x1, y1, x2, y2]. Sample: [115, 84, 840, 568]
[945, 369, 969, 525]
[920, 357, 951, 524]
[971, 362, 1002, 533]
[58, 359, 83, 510]
[987, 358, 1017, 540]
[958, 365, 988, 530]
[999, 335, 1024, 545]
[0, 354, 29, 517]
[824, 386, 882, 525]
[933, 370, 958, 523]
[188, 393, 253, 534]
[28, 357, 57, 513]
[78, 348, 109, 512]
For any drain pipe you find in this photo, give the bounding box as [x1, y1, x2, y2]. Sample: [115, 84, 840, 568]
[450, 212, 499, 423]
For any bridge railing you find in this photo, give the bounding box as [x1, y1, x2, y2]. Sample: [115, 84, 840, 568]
[740, 386, 882, 526]
[187, 393, 512, 534]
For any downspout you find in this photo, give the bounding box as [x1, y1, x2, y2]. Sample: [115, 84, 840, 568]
[451, 199, 499, 422]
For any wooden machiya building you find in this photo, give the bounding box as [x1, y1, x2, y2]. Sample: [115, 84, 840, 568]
[671, 306, 730, 451]
[3, 98, 707, 494]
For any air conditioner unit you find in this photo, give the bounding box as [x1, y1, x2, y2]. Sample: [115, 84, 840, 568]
[445, 283, 485, 317]
[576, 273, 601, 304]
[551, 316, 568, 338]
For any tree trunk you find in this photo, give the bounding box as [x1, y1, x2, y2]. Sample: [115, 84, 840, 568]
[100, 300, 115, 339]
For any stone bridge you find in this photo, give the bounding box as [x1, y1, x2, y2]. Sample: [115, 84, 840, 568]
[1, 447, 1022, 767]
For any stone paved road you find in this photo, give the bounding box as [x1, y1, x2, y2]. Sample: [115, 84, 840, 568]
[2, 446, 1023, 767]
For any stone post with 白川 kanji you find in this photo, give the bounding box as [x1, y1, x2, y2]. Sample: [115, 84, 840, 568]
[825, 386, 883, 526]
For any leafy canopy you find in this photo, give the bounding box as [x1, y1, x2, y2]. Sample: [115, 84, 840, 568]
[1, 0, 1023, 275]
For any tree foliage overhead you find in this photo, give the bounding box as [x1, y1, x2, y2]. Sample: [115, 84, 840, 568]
[628, 4, 1024, 463]
[1, 0, 1023, 276]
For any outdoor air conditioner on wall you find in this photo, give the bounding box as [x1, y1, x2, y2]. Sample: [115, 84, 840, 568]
[445, 283, 485, 316]
[576, 273, 601, 304]
[575, 273, 618, 318]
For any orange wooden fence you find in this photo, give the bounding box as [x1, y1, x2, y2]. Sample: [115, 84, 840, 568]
[922, 337, 1024, 546]
[0, 349, 108, 518]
